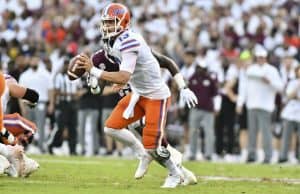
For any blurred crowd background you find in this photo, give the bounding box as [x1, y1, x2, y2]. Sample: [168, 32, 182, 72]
[0, 0, 299, 164]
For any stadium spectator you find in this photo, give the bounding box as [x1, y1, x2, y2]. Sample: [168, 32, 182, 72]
[19, 56, 54, 153]
[279, 66, 300, 164]
[237, 46, 284, 163]
[236, 50, 253, 162]
[188, 60, 218, 160]
[215, 57, 239, 162]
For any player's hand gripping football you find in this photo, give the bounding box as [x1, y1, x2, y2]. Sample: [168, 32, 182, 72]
[77, 53, 93, 72]
[180, 88, 198, 108]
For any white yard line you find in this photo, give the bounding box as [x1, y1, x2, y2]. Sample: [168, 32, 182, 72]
[199, 176, 300, 185]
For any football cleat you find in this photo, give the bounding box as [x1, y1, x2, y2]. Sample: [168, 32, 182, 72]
[161, 174, 183, 188]
[5, 145, 25, 177]
[22, 154, 39, 177]
[181, 166, 197, 185]
[134, 154, 153, 179]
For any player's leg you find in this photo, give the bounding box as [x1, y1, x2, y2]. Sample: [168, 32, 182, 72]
[127, 118, 153, 179]
[3, 114, 39, 176]
[129, 118, 197, 185]
[0, 154, 10, 174]
[105, 94, 147, 162]
[142, 97, 183, 188]
[4, 113, 36, 147]
[0, 143, 25, 177]
[167, 144, 197, 185]
[1, 114, 39, 176]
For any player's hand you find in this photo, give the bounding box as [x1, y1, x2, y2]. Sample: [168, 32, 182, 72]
[87, 74, 98, 88]
[87, 74, 101, 94]
[112, 84, 125, 91]
[118, 84, 131, 97]
[77, 53, 93, 72]
[180, 88, 198, 108]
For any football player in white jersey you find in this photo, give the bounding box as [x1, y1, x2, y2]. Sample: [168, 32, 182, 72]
[77, 3, 197, 188]
[88, 48, 198, 185]
[0, 74, 39, 177]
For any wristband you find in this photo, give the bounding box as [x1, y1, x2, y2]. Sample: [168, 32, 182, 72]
[174, 73, 186, 89]
[90, 66, 103, 78]
[23, 88, 39, 104]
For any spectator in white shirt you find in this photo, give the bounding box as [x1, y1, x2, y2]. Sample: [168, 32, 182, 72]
[19, 56, 54, 153]
[279, 66, 300, 164]
[237, 46, 284, 163]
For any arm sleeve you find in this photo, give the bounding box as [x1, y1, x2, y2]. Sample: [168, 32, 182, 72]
[119, 52, 138, 74]
[268, 68, 284, 92]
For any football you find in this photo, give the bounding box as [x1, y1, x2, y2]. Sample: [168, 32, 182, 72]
[67, 56, 86, 80]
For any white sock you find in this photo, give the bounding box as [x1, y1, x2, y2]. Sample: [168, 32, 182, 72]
[104, 127, 146, 156]
[0, 143, 8, 157]
[167, 145, 183, 166]
[163, 158, 181, 176]
[147, 148, 181, 176]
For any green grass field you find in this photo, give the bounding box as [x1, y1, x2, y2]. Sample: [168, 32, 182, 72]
[1, 155, 300, 194]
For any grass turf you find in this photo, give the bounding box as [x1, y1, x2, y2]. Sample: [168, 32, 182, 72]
[1, 155, 300, 194]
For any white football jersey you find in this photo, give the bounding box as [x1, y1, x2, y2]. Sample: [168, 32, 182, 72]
[104, 30, 170, 99]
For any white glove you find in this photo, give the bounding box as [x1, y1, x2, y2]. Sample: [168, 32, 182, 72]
[180, 88, 198, 108]
[87, 75, 98, 88]
[87, 74, 101, 94]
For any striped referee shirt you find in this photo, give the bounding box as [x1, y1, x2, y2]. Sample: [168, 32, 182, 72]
[54, 73, 81, 102]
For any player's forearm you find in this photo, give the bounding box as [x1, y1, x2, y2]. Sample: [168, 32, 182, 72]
[152, 50, 179, 76]
[90, 67, 131, 85]
[151, 50, 188, 89]
[101, 71, 131, 84]
[102, 86, 118, 95]
[9, 84, 27, 99]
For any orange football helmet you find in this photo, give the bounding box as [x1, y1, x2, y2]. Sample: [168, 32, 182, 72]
[100, 3, 131, 39]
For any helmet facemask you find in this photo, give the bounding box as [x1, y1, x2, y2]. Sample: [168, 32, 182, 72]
[100, 16, 124, 39]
